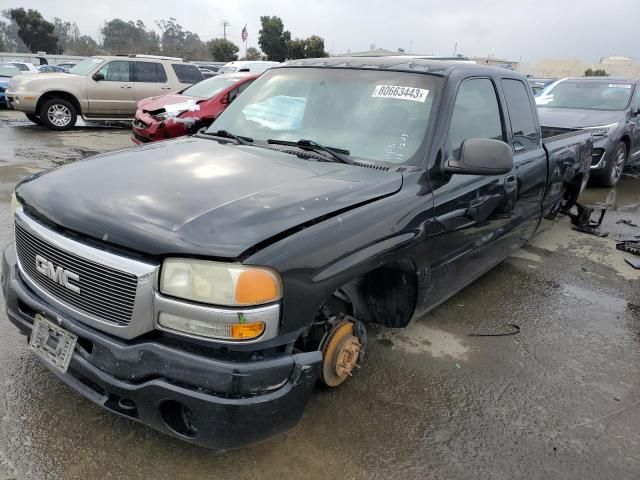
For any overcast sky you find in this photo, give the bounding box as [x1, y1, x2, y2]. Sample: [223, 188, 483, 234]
[8, 0, 640, 62]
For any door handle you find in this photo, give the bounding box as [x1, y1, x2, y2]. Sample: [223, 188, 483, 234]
[160, 86, 172, 90]
[120, 84, 132, 89]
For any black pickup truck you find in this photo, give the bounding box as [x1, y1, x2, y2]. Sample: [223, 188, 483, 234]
[2, 58, 592, 449]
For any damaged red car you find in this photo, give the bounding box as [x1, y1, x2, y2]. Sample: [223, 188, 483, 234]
[131, 73, 259, 143]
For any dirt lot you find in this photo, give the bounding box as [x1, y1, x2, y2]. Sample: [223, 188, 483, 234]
[1, 109, 640, 480]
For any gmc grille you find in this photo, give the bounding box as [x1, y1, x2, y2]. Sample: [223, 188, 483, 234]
[15, 222, 138, 326]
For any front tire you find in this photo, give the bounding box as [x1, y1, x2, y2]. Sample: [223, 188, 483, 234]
[597, 142, 626, 187]
[25, 113, 42, 125]
[40, 98, 77, 131]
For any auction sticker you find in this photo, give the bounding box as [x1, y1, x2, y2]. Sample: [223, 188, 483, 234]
[372, 85, 429, 102]
[609, 84, 632, 89]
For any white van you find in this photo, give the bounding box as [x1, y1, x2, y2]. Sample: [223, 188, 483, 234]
[219, 61, 280, 74]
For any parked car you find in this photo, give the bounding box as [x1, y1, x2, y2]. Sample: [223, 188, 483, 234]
[195, 62, 225, 78]
[5, 54, 205, 130]
[198, 67, 218, 78]
[537, 77, 640, 186]
[6, 61, 39, 73]
[0, 64, 21, 108]
[218, 60, 280, 74]
[56, 62, 77, 71]
[132, 72, 259, 143]
[527, 77, 556, 96]
[37, 65, 68, 73]
[3, 58, 591, 449]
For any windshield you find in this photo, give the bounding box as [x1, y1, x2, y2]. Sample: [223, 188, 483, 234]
[537, 80, 634, 110]
[0, 65, 19, 77]
[207, 67, 440, 165]
[68, 58, 103, 76]
[183, 75, 244, 98]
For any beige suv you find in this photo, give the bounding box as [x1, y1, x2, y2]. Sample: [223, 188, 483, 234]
[6, 55, 204, 130]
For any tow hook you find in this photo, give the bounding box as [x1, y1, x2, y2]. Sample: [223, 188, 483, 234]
[319, 315, 367, 387]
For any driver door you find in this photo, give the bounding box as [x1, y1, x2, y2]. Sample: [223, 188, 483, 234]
[86, 60, 135, 116]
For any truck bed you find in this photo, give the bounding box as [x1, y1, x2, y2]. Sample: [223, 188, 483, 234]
[541, 128, 593, 213]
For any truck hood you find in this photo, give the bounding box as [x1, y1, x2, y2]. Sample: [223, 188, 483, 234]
[538, 107, 625, 129]
[16, 137, 402, 259]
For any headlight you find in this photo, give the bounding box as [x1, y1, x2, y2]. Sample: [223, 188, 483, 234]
[160, 259, 282, 307]
[583, 122, 619, 137]
[10, 191, 21, 216]
[153, 112, 173, 121]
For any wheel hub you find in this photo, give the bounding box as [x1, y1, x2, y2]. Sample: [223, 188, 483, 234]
[320, 320, 362, 387]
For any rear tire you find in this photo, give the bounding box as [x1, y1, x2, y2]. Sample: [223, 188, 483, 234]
[596, 142, 626, 187]
[39, 98, 77, 131]
[25, 113, 42, 125]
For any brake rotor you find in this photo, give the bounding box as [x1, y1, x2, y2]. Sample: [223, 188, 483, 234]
[320, 320, 362, 387]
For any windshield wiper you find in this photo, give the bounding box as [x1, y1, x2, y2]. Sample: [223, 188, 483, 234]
[199, 129, 253, 145]
[267, 139, 354, 164]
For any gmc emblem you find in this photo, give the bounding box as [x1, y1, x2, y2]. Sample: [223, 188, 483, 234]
[35, 254, 81, 294]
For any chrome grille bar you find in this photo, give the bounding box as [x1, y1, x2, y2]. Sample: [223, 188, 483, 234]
[13, 209, 159, 337]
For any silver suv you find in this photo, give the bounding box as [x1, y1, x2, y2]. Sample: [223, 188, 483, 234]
[6, 55, 204, 130]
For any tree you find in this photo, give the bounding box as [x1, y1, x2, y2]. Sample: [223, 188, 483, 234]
[0, 31, 4, 51]
[258, 16, 290, 62]
[53, 17, 80, 53]
[0, 13, 30, 52]
[155, 18, 208, 59]
[101, 19, 160, 54]
[68, 35, 101, 56]
[287, 38, 306, 60]
[8, 8, 59, 53]
[208, 38, 239, 62]
[244, 47, 262, 61]
[304, 35, 328, 58]
[585, 68, 608, 77]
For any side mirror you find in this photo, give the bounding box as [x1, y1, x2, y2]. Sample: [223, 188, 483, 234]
[92, 72, 105, 81]
[444, 138, 513, 176]
[220, 94, 229, 105]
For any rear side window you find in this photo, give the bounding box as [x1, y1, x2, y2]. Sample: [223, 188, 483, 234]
[134, 62, 167, 83]
[501, 79, 539, 152]
[172, 64, 204, 84]
[448, 78, 504, 159]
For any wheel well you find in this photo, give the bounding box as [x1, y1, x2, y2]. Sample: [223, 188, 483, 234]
[36, 91, 81, 116]
[560, 173, 583, 212]
[620, 135, 631, 158]
[341, 259, 418, 328]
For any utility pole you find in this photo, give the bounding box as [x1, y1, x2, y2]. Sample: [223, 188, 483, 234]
[220, 20, 231, 40]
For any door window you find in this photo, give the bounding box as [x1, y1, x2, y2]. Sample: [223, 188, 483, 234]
[134, 62, 167, 83]
[97, 61, 131, 82]
[448, 78, 504, 159]
[501, 79, 540, 152]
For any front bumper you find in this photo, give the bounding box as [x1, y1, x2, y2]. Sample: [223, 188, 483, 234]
[4, 90, 39, 113]
[2, 244, 321, 449]
[132, 111, 189, 143]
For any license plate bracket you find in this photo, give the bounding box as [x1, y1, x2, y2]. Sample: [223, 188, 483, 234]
[29, 314, 77, 373]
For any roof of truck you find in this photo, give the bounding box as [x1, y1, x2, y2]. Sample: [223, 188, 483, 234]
[283, 56, 512, 76]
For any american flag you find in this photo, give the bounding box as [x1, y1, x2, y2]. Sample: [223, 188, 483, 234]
[241, 25, 248, 42]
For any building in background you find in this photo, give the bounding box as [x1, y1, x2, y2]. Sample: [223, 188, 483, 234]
[520, 56, 640, 78]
